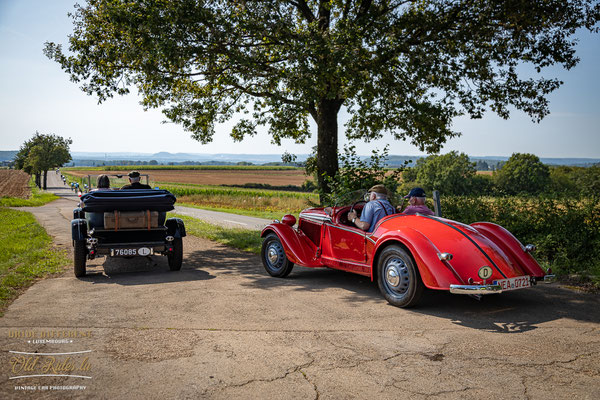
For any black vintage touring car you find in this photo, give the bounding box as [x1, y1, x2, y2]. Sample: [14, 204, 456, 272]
[71, 188, 186, 277]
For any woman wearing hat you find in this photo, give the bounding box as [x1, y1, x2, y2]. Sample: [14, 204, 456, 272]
[347, 184, 395, 233]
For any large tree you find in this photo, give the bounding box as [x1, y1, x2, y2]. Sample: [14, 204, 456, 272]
[44, 0, 599, 191]
[15, 133, 72, 189]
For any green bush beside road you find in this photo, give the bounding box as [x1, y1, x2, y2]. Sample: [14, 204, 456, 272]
[0, 208, 68, 314]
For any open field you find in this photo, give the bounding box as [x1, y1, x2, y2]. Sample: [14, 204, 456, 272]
[0, 170, 58, 207]
[0, 170, 30, 198]
[65, 168, 311, 187]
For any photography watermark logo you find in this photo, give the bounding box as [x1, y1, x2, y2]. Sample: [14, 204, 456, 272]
[9, 350, 93, 380]
[6, 330, 93, 392]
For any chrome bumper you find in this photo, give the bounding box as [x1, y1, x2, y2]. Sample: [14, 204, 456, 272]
[449, 284, 503, 295]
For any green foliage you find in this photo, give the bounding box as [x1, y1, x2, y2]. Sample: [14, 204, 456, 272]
[549, 165, 600, 197]
[45, 0, 599, 192]
[442, 195, 600, 285]
[494, 153, 550, 194]
[0, 208, 68, 314]
[15, 132, 72, 188]
[169, 213, 261, 254]
[401, 151, 483, 195]
[416, 151, 476, 195]
[320, 145, 406, 206]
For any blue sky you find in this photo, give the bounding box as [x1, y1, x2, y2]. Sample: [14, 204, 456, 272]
[1, 0, 599, 157]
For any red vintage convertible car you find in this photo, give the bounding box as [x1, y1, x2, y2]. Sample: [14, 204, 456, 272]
[260, 199, 554, 307]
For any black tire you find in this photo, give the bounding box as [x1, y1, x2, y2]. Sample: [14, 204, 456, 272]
[261, 233, 294, 277]
[377, 245, 424, 308]
[74, 240, 87, 277]
[168, 238, 183, 271]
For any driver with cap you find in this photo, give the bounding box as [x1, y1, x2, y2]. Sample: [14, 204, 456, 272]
[347, 184, 395, 233]
[121, 171, 152, 190]
[401, 187, 434, 216]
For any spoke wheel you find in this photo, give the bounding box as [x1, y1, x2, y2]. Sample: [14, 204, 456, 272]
[261, 233, 294, 278]
[377, 245, 424, 307]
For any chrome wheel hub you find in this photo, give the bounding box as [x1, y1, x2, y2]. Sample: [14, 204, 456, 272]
[385, 258, 410, 294]
[386, 265, 400, 287]
[268, 247, 280, 264]
[266, 241, 285, 269]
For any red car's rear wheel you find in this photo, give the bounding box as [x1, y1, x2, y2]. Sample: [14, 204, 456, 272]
[261, 233, 294, 278]
[377, 245, 424, 307]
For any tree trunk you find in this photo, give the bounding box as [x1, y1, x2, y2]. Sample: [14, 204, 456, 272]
[43, 170, 48, 190]
[35, 173, 41, 189]
[316, 99, 342, 197]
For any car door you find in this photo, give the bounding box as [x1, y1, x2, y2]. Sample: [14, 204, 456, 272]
[321, 221, 368, 275]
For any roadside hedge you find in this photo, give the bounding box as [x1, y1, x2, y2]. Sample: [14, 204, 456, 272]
[440, 195, 600, 283]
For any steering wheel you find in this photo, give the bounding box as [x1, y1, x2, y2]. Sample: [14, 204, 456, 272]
[349, 200, 367, 216]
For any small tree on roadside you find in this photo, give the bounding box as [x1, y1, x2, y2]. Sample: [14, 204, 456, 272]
[15, 133, 72, 189]
[316, 145, 406, 206]
[494, 153, 550, 195]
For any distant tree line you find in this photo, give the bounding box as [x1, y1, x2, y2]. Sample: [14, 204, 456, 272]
[401, 151, 600, 197]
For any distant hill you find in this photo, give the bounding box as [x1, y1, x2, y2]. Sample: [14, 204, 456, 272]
[3, 150, 598, 167]
[0, 151, 18, 161]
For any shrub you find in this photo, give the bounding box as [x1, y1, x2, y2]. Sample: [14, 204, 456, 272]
[494, 153, 550, 195]
[400, 151, 484, 195]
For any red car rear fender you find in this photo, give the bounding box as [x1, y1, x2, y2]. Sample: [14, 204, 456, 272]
[470, 222, 546, 278]
[261, 223, 321, 268]
[372, 228, 463, 289]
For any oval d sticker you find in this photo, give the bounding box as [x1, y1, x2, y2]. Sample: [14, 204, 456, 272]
[138, 247, 151, 256]
[478, 266, 493, 279]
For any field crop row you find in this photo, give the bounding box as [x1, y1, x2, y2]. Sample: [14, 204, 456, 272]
[65, 165, 301, 171]
[0, 170, 30, 198]
[64, 168, 311, 187]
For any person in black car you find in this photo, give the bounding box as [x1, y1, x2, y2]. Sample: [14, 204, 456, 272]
[121, 171, 152, 189]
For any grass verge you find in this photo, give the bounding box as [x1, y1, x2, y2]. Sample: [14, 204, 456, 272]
[0, 207, 68, 315]
[0, 179, 59, 207]
[177, 202, 286, 220]
[170, 213, 262, 254]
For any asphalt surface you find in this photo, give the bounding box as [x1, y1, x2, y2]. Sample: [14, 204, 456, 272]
[173, 206, 272, 231]
[0, 172, 598, 399]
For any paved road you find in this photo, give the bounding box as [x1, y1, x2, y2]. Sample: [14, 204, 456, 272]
[1, 172, 598, 399]
[173, 206, 272, 231]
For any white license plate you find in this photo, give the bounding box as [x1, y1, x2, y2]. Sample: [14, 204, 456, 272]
[110, 247, 152, 257]
[494, 276, 531, 291]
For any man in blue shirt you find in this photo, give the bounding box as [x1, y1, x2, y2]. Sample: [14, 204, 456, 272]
[347, 184, 395, 233]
